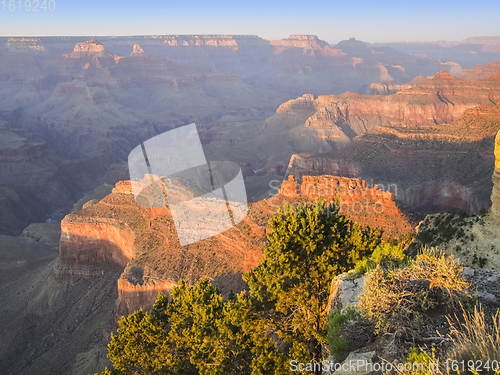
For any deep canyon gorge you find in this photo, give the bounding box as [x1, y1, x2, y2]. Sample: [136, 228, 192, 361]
[1, 34, 500, 374]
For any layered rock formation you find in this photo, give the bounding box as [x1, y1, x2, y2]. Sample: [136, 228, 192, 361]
[276, 93, 316, 114]
[58, 173, 414, 316]
[130, 43, 146, 56]
[279, 175, 412, 237]
[63, 39, 106, 58]
[276, 72, 500, 150]
[0, 171, 414, 375]
[284, 142, 488, 217]
[58, 180, 268, 315]
[115, 278, 177, 318]
[59, 218, 134, 269]
[3, 34, 500, 375]
[6, 37, 44, 51]
[270, 35, 345, 57]
[271, 35, 329, 49]
[365, 75, 428, 95]
[161, 35, 240, 49]
[490, 130, 500, 217]
[285, 101, 500, 216]
[411, 133, 500, 269]
[321, 71, 497, 128]
[458, 62, 500, 81]
[0, 123, 97, 235]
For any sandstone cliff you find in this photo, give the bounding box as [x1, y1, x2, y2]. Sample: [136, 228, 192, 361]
[335, 71, 496, 127]
[276, 72, 500, 150]
[411, 130, 500, 269]
[284, 140, 489, 217]
[278, 175, 412, 238]
[59, 174, 414, 316]
[63, 39, 107, 58]
[490, 130, 500, 217]
[457, 62, 500, 81]
[284, 102, 500, 216]
[130, 43, 146, 56]
[58, 180, 268, 315]
[270, 35, 345, 57]
[271, 35, 329, 49]
[161, 35, 240, 49]
[365, 75, 429, 95]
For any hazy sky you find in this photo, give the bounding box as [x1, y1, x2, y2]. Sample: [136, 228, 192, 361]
[0, 0, 499, 43]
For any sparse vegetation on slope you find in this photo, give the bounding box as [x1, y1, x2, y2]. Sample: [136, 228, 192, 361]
[359, 248, 471, 335]
[97, 200, 382, 374]
[413, 209, 499, 269]
[400, 307, 500, 375]
[354, 243, 411, 275]
[447, 306, 500, 374]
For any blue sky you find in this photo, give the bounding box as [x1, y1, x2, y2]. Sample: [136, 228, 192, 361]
[0, 0, 499, 43]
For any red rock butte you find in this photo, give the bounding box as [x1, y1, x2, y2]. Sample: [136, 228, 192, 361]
[280, 175, 394, 201]
[278, 175, 412, 237]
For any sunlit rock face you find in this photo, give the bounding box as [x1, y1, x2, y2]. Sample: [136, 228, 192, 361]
[279, 175, 413, 238]
[130, 43, 146, 56]
[491, 130, 500, 218]
[64, 39, 106, 58]
[57, 173, 414, 316]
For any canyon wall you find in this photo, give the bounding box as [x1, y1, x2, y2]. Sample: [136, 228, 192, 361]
[58, 180, 268, 316]
[285, 154, 361, 180]
[58, 174, 414, 317]
[59, 220, 134, 268]
[308, 72, 499, 129]
[270, 35, 345, 56]
[6, 37, 44, 51]
[0, 123, 100, 235]
[64, 39, 106, 57]
[284, 121, 493, 217]
[277, 71, 500, 143]
[278, 175, 412, 238]
[490, 130, 500, 218]
[160, 35, 240, 49]
[457, 62, 500, 81]
[115, 278, 177, 318]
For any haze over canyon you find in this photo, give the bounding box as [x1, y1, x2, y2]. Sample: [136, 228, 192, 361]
[1, 33, 500, 374]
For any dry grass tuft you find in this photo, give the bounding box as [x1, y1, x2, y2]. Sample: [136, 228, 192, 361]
[446, 305, 500, 373]
[359, 248, 470, 335]
[391, 307, 500, 375]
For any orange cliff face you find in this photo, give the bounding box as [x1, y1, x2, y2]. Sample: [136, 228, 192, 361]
[58, 180, 268, 316]
[63, 39, 123, 69]
[59, 177, 413, 317]
[115, 278, 178, 319]
[457, 62, 500, 81]
[277, 175, 412, 238]
[63, 39, 106, 58]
